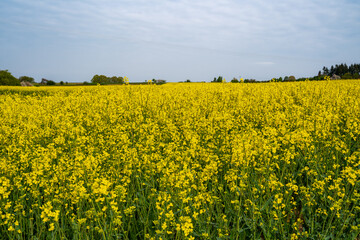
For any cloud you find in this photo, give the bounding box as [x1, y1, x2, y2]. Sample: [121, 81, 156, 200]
[1, 0, 359, 81]
[3, 0, 360, 49]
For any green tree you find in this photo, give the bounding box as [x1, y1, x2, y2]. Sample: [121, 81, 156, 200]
[109, 76, 124, 84]
[231, 78, 239, 83]
[212, 76, 223, 82]
[91, 75, 108, 85]
[289, 76, 296, 81]
[322, 66, 329, 76]
[321, 63, 360, 78]
[117, 77, 124, 84]
[0, 70, 20, 86]
[19, 76, 35, 83]
[46, 80, 56, 85]
[342, 73, 353, 79]
[244, 79, 256, 83]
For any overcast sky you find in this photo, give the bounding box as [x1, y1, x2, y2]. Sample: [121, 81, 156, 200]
[1, 0, 359, 82]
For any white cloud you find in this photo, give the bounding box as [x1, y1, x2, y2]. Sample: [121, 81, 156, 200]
[4, 0, 360, 48]
[1, 0, 359, 81]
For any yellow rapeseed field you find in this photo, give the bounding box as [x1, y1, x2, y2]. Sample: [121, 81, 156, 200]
[0, 81, 360, 239]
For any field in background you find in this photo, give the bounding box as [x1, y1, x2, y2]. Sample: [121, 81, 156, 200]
[1, 81, 360, 239]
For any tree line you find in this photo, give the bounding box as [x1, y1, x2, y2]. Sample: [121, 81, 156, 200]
[211, 76, 257, 83]
[0, 70, 126, 86]
[321, 63, 360, 79]
[88, 75, 124, 85]
[2, 64, 360, 86]
[211, 63, 360, 83]
[0, 70, 58, 86]
[0, 70, 35, 86]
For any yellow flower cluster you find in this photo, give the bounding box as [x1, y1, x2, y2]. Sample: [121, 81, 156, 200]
[0, 80, 360, 239]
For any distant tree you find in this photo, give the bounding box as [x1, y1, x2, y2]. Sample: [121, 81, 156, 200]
[342, 73, 353, 79]
[91, 75, 100, 84]
[46, 80, 56, 85]
[91, 75, 109, 85]
[186, 79, 191, 82]
[330, 66, 335, 75]
[212, 76, 223, 82]
[244, 79, 256, 83]
[342, 64, 348, 75]
[322, 66, 329, 76]
[319, 63, 360, 79]
[272, 77, 281, 82]
[19, 76, 35, 83]
[0, 70, 20, 86]
[288, 76, 296, 81]
[109, 76, 124, 84]
[109, 76, 117, 84]
[349, 64, 360, 75]
[311, 75, 323, 81]
[231, 77, 239, 83]
[283, 76, 289, 82]
[60, 81, 64, 85]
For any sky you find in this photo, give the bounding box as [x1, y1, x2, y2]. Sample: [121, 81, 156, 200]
[1, 0, 360, 82]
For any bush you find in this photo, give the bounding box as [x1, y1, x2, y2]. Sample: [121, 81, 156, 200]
[342, 73, 353, 79]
